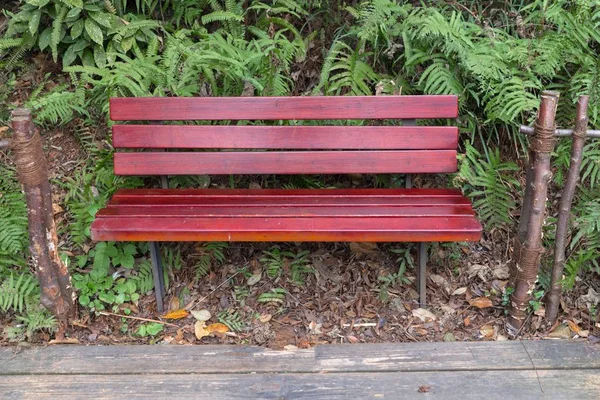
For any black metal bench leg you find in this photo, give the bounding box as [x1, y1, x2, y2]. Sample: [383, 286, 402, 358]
[417, 242, 427, 307]
[149, 241, 165, 313]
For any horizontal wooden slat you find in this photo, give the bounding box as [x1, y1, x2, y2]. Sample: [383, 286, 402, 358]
[113, 150, 457, 175]
[2, 341, 599, 375]
[108, 191, 472, 207]
[112, 188, 466, 198]
[90, 216, 482, 242]
[112, 125, 459, 149]
[96, 205, 475, 218]
[4, 370, 600, 399]
[110, 95, 459, 121]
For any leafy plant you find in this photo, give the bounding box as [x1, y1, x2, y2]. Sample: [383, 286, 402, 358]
[195, 242, 228, 281]
[4, 303, 57, 341]
[456, 143, 520, 229]
[379, 247, 413, 302]
[257, 288, 286, 304]
[0, 273, 58, 341]
[288, 249, 312, 286]
[0, 274, 37, 313]
[0, 166, 28, 269]
[136, 322, 163, 337]
[260, 247, 312, 284]
[1, 0, 161, 69]
[217, 309, 245, 332]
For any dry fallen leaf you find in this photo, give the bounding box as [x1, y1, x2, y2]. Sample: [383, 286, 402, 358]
[52, 203, 63, 214]
[578, 288, 600, 308]
[492, 264, 510, 280]
[161, 309, 189, 320]
[308, 320, 323, 334]
[191, 309, 211, 322]
[468, 297, 494, 309]
[346, 335, 359, 344]
[467, 264, 488, 281]
[534, 307, 546, 317]
[463, 317, 471, 327]
[566, 320, 582, 334]
[418, 385, 431, 393]
[480, 325, 495, 338]
[452, 287, 467, 296]
[247, 272, 262, 286]
[259, 313, 272, 323]
[412, 308, 436, 322]
[430, 274, 451, 294]
[206, 323, 229, 334]
[547, 324, 571, 339]
[283, 345, 298, 350]
[349, 242, 378, 255]
[48, 338, 80, 345]
[195, 321, 209, 340]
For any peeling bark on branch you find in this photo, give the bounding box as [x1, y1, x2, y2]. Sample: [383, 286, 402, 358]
[10, 109, 73, 331]
[508, 91, 559, 333]
[546, 96, 590, 324]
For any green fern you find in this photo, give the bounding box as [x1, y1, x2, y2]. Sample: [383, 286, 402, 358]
[260, 247, 286, 278]
[25, 84, 87, 127]
[257, 288, 286, 304]
[0, 274, 37, 314]
[319, 40, 378, 95]
[217, 309, 245, 332]
[457, 143, 520, 228]
[130, 260, 155, 294]
[195, 242, 228, 281]
[51, 5, 68, 62]
[0, 167, 28, 268]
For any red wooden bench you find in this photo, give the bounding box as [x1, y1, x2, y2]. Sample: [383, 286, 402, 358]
[91, 96, 482, 312]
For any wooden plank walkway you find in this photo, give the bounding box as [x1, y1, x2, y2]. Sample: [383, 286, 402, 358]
[1, 340, 598, 399]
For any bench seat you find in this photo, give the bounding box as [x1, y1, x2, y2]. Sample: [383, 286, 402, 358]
[91, 188, 482, 242]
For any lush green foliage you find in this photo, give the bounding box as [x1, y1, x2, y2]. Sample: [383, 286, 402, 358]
[0, 166, 28, 268]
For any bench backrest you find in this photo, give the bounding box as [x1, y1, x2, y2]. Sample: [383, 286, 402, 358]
[110, 96, 459, 176]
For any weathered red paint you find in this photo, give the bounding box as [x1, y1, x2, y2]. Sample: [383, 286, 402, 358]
[114, 150, 458, 175]
[110, 95, 458, 121]
[113, 125, 458, 149]
[91, 216, 482, 242]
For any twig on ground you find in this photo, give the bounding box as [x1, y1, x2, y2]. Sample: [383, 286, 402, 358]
[98, 311, 180, 328]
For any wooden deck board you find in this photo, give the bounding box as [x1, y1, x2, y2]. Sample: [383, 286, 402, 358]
[1, 370, 598, 399]
[1, 341, 598, 399]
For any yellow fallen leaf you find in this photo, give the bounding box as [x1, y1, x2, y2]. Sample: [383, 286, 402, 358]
[161, 309, 189, 320]
[468, 297, 494, 309]
[567, 320, 581, 334]
[195, 321, 209, 340]
[206, 323, 229, 334]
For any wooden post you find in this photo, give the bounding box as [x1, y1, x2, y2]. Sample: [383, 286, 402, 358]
[546, 95, 589, 324]
[10, 109, 73, 334]
[508, 91, 559, 333]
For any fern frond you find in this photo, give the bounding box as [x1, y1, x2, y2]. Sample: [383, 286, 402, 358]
[51, 6, 67, 62]
[0, 167, 28, 263]
[457, 143, 520, 228]
[0, 274, 37, 314]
